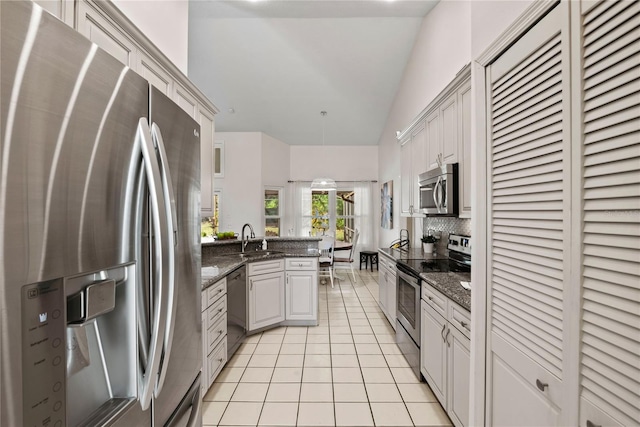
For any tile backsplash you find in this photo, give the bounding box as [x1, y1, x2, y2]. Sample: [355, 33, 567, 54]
[422, 216, 471, 253]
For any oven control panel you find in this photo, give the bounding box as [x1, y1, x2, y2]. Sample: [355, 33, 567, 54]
[448, 234, 471, 256]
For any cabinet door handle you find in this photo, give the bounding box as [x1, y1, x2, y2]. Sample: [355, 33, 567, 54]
[586, 421, 601, 427]
[441, 323, 446, 342]
[536, 379, 548, 391]
[218, 308, 223, 313]
[217, 329, 223, 335]
[428, 296, 433, 301]
[250, 279, 253, 290]
[218, 358, 224, 363]
[445, 328, 451, 347]
[460, 320, 469, 330]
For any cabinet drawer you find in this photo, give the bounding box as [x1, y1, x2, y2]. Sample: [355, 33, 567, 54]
[208, 294, 226, 325]
[207, 314, 227, 354]
[201, 290, 208, 313]
[449, 302, 471, 338]
[208, 339, 227, 385]
[422, 283, 447, 319]
[207, 277, 226, 306]
[286, 258, 317, 271]
[378, 253, 395, 271]
[249, 259, 284, 276]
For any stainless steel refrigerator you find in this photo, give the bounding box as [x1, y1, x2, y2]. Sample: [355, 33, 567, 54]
[0, 1, 202, 426]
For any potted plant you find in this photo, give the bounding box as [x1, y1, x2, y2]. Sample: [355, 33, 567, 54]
[421, 234, 437, 254]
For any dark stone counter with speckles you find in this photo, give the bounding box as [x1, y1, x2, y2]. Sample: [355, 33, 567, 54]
[202, 237, 321, 289]
[378, 247, 471, 312]
[420, 272, 471, 312]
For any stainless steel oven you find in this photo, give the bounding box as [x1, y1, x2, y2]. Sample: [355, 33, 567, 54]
[396, 263, 422, 378]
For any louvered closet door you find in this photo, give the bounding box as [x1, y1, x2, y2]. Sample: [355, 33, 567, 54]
[579, 1, 640, 426]
[486, 4, 570, 425]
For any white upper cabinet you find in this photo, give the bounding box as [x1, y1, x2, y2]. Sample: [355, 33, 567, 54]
[426, 92, 458, 172]
[458, 79, 472, 218]
[34, 0, 74, 25]
[76, 0, 136, 67]
[174, 83, 199, 118]
[199, 107, 216, 216]
[426, 109, 441, 174]
[397, 67, 470, 219]
[399, 123, 427, 217]
[73, 1, 219, 218]
[137, 51, 172, 96]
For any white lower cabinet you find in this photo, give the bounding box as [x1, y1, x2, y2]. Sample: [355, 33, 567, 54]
[377, 252, 397, 328]
[448, 325, 471, 427]
[285, 271, 317, 320]
[248, 270, 285, 331]
[201, 277, 227, 393]
[248, 258, 318, 332]
[285, 257, 318, 321]
[421, 300, 448, 404]
[421, 288, 472, 427]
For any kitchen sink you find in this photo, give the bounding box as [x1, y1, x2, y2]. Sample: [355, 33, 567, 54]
[223, 250, 284, 259]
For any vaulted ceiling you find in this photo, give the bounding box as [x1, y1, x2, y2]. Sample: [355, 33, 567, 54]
[188, 0, 438, 146]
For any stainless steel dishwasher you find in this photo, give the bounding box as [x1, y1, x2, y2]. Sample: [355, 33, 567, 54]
[226, 265, 247, 358]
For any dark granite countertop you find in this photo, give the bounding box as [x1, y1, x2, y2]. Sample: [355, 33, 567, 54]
[378, 247, 448, 262]
[378, 247, 471, 312]
[420, 272, 471, 312]
[202, 247, 320, 290]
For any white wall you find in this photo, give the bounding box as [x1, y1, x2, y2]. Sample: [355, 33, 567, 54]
[215, 132, 263, 235]
[290, 146, 378, 181]
[262, 134, 290, 187]
[376, 0, 534, 248]
[377, 0, 471, 248]
[470, 1, 534, 58]
[112, 0, 189, 73]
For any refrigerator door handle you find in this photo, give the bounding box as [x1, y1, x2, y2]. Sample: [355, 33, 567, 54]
[137, 118, 170, 411]
[151, 123, 178, 396]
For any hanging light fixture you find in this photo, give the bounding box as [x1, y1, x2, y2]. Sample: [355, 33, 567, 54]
[311, 111, 337, 191]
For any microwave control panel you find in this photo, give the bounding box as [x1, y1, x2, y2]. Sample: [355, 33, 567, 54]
[22, 279, 66, 427]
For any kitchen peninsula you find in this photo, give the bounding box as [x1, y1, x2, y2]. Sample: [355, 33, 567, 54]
[202, 237, 320, 287]
[200, 237, 321, 392]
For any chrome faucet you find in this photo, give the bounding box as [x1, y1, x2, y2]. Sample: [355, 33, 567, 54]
[241, 223, 255, 253]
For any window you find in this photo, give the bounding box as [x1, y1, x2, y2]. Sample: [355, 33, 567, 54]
[214, 141, 224, 177]
[305, 187, 355, 242]
[201, 190, 221, 238]
[264, 187, 282, 236]
[336, 190, 355, 242]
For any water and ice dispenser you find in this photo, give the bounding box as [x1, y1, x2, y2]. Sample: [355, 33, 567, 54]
[22, 264, 138, 426]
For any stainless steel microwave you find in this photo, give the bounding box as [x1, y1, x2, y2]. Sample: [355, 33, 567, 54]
[418, 163, 459, 216]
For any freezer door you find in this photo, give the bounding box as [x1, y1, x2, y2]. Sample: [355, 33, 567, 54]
[149, 87, 202, 426]
[0, 2, 150, 426]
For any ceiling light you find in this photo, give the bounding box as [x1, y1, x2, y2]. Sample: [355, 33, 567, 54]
[311, 111, 336, 191]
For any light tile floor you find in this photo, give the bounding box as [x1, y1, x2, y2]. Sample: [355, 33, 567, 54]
[202, 268, 452, 427]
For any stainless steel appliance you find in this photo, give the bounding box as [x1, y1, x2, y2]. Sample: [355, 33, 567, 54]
[1, 2, 202, 426]
[226, 265, 247, 358]
[418, 164, 459, 215]
[396, 234, 471, 378]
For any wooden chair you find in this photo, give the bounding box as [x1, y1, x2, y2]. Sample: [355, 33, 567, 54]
[333, 229, 359, 282]
[318, 235, 334, 288]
